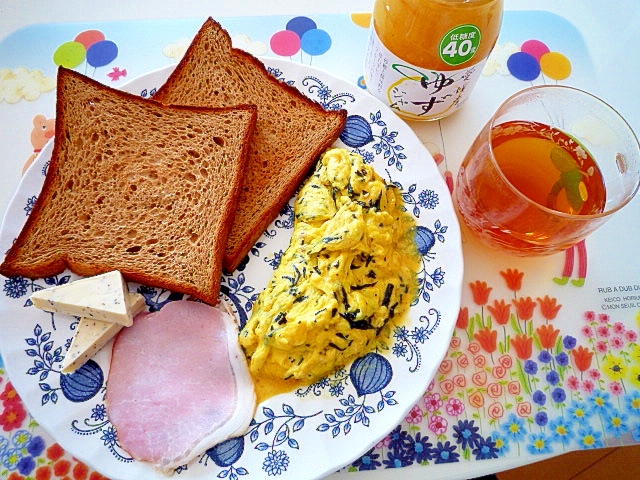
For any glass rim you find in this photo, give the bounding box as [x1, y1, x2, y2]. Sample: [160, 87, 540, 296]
[486, 84, 640, 220]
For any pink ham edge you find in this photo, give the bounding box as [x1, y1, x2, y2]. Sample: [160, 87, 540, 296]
[105, 300, 256, 473]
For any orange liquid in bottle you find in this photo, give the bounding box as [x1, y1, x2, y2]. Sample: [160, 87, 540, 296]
[364, 0, 503, 120]
[372, 0, 503, 70]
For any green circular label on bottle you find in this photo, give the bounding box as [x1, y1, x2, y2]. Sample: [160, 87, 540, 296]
[439, 24, 482, 66]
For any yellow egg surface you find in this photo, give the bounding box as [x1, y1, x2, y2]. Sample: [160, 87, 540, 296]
[239, 148, 420, 392]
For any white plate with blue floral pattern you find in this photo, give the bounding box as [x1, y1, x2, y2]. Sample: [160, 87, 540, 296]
[0, 58, 463, 480]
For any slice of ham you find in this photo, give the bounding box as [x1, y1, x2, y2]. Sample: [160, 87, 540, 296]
[105, 300, 255, 473]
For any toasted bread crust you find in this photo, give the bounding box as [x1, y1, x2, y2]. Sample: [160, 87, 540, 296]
[153, 18, 347, 272]
[0, 68, 257, 305]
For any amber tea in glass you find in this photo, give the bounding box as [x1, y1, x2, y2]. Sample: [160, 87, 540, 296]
[455, 86, 640, 255]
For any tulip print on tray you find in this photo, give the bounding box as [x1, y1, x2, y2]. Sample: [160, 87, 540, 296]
[346, 268, 640, 472]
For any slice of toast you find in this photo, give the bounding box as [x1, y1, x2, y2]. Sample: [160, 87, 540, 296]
[0, 68, 257, 305]
[153, 18, 347, 272]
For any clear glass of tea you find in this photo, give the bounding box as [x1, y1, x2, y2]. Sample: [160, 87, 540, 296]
[455, 85, 640, 255]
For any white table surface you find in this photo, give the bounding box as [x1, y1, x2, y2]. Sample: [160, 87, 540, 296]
[0, 1, 638, 479]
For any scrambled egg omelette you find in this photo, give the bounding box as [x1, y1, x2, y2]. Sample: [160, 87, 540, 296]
[239, 148, 420, 395]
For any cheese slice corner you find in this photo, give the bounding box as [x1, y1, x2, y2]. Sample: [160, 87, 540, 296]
[30, 270, 135, 326]
[60, 292, 146, 373]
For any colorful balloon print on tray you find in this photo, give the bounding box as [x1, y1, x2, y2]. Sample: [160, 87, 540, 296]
[506, 39, 571, 83]
[52, 30, 125, 81]
[270, 17, 332, 63]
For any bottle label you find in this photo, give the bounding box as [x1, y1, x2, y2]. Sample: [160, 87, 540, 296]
[439, 24, 482, 66]
[364, 25, 487, 120]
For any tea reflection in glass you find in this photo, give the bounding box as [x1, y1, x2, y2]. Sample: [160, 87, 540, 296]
[455, 86, 640, 255]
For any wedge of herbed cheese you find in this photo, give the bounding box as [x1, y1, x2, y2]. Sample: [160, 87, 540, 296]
[30, 270, 136, 326]
[61, 292, 146, 373]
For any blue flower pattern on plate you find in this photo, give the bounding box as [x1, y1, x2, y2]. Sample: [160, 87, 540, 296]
[71, 403, 134, 463]
[340, 111, 407, 171]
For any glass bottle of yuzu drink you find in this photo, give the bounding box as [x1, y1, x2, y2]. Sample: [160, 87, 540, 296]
[364, 0, 503, 121]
